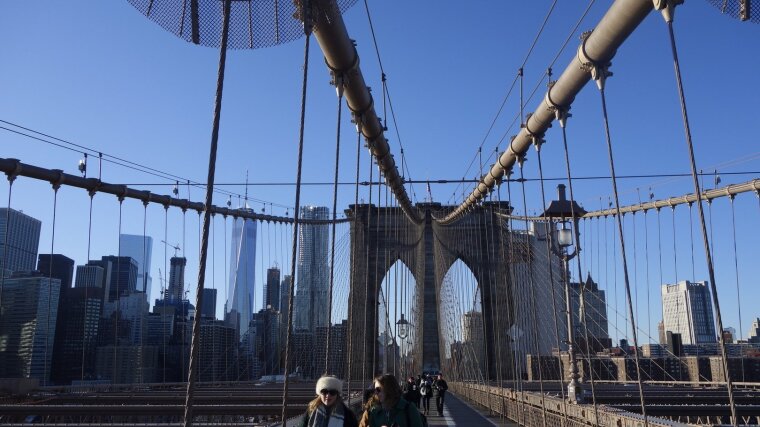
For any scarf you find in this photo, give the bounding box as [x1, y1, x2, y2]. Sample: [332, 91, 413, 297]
[308, 401, 346, 427]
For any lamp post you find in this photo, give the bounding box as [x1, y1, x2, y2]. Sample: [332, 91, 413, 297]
[542, 184, 587, 404]
[551, 220, 583, 403]
[396, 314, 411, 379]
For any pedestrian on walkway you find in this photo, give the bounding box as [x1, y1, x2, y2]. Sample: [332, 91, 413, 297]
[299, 375, 358, 427]
[359, 374, 424, 427]
[419, 378, 433, 415]
[402, 376, 420, 408]
[433, 374, 449, 417]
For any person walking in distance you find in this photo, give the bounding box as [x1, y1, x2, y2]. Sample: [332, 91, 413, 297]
[402, 376, 420, 408]
[433, 374, 448, 417]
[299, 375, 358, 427]
[419, 377, 433, 416]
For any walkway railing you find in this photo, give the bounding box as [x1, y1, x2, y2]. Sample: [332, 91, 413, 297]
[449, 381, 683, 427]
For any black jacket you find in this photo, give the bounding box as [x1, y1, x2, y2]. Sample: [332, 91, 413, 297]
[433, 379, 448, 396]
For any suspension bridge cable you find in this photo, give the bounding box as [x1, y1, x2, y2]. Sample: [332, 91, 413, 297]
[0, 177, 14, 312]
[0, 122, 289, 210]
[670, 207, 678, 284]
[43, 183, 59, 386]
[595, 74, 648, 425]
[324, 75, 344, 375]
[533, 144, 569, 419]
[114, 197, 124, 384]
[517, 161, 548, 427]
[729, 196, 743, 344]
[81, 191, 94, 381]
[280, 23, 311, 422]
[361, 0, 416, 203]
[453, 0, 564, 202]
[662, 14, 737, 424]
[688, 203, 696, 282]
[363, 153, 374, 385]
[346, 119, 363, 405]
[556, 110, 600, 422]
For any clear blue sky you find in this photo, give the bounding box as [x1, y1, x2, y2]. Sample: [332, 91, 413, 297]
[1, 1, 758, 342]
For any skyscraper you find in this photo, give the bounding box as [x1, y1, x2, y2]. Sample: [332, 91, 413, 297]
[100, 256, 138, 302]
[569, 274, 610, 351]
[201, 288, 217, 319]
[265, 267, 281, 310]
[118, 234, 153, 299]
[661, 280, 716, 345]
[0, 272, 60, 384]
[75, 263, 107, 289]
[227, 211, 257, 337]
[167, 256, 187, 302]
[294, 206, 329, 332]
[37, 254, 74, 290]
[0, 208, 41, 277]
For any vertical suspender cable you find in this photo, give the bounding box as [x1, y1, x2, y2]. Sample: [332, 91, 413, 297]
[638, 189, 653, 341]
[661, 13, 736, 423]
[346, 119, 362, 404]
[185, 0, 231, 424]
[671, 207, 678, 282]
[81, 191, 94, 381]
[113, 198, 124, 383]
[505, 175, 527, 425]
[163, 207, 169, 382]
[728, 196, 743, 346]
[281, 0, 313, 420]
[139, 200, 148, 384]
[688, 203, 696, 282]
[364, 155, 373, 384]
[44, 183, 59, 386]
[595, 74, 648, 425]
[517, 161, 548, 427]
[556, 111, 600, 424]
[372, 164, 381, 375]
[534, 144, 569, 421]
[324, 76, 344, 374]
[0, 177, 14, 309]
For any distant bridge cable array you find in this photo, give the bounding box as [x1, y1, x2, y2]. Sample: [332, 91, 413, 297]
[0, 119, 292, 211]
[361, 0, 418, 204]
[449, 0, 597, 205]
[310, 0, 421, 223]
[440, 0, 656, 224]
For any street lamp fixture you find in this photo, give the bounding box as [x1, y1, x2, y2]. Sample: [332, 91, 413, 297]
[396, 313, 411, 340]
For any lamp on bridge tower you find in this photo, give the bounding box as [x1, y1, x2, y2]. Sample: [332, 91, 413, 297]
[543, 184, 586, 405]
[396, 313, 411, 340]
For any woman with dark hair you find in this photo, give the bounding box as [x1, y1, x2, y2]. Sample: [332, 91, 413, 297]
[299, 375, 358, 427]
[359, 374, 424, 427]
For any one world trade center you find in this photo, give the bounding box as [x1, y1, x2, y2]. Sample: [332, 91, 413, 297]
[226, 206, 257, 339]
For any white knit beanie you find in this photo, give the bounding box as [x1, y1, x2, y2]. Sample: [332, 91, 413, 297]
[315, 376, 343, 395]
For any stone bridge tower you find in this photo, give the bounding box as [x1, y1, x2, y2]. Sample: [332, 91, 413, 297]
[346, 202, 514, 382]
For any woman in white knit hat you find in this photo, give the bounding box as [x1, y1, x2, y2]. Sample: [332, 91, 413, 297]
[298, 375, 358, 427]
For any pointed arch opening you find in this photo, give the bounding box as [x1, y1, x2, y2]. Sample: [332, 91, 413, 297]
[439, 259, 485, 381]
[378, 259, 417, 379]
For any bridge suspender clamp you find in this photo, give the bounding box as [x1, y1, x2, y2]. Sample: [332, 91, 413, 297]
[545, 81, 572, 129]
[523, 114, 547, 154]
[577, 31, 613, 91]
[4, 158, 21, 185]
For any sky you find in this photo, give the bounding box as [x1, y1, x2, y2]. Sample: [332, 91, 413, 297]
[1, 1, 758, 343]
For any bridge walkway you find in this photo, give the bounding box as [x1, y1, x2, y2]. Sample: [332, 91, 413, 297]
[428, 393, 516, 427]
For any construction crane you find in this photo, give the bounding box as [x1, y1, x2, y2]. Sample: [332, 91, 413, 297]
[160, 240, 181, 257]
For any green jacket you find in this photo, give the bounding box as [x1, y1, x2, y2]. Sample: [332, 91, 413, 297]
[364, 398, 423, 427]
